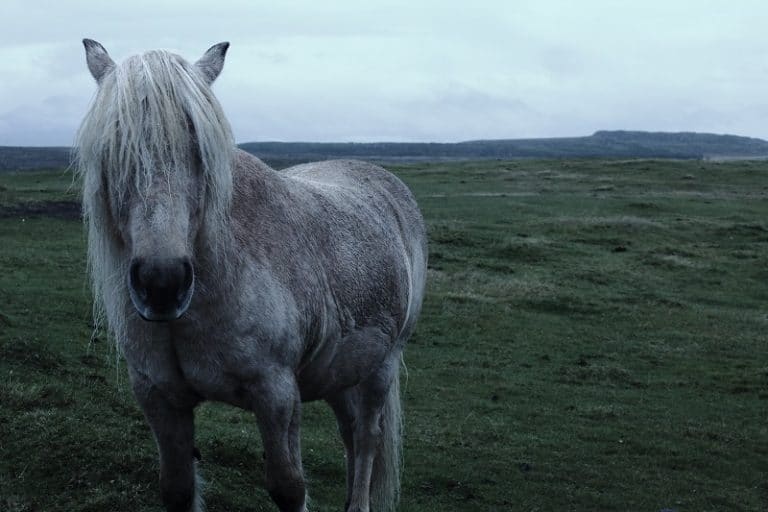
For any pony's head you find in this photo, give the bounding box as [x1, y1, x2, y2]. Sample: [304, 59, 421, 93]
[76, 40, 234, 325]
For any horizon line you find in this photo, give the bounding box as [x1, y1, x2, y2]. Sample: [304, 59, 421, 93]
[3, 129, 767, 148]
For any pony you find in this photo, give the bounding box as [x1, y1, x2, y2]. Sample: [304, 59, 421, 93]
[75, 39, 427, 512]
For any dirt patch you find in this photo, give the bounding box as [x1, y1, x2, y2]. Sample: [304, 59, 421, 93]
[0, 200, 81, 220]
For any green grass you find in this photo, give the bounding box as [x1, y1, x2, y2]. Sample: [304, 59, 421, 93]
[1, 159, 767, 511]
[0, 169, 76, 205]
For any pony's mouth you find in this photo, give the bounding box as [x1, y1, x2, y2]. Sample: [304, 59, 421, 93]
[128, 258, 195, 322]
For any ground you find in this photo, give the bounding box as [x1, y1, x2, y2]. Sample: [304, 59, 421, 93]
[0, 159, 767, 511]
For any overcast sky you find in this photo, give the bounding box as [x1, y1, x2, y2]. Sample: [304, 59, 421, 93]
[1, 1, 767, 145]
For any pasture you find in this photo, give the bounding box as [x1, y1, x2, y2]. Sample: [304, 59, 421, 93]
[1, 158, 766, 511]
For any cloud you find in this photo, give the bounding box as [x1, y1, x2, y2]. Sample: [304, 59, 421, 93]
[2, 1, 768, 145]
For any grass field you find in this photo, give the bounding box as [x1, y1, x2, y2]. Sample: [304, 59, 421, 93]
[1, 159, 767, 511]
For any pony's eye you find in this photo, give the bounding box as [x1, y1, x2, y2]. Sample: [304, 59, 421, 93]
[192, 143, 203, 169]
[184, 114, 201, 163]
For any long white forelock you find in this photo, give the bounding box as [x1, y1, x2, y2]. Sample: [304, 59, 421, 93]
[75, 49, 235, 344]
[78, 50, 234, 209]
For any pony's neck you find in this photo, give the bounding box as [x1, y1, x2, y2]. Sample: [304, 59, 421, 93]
[194, 149, 277, 291]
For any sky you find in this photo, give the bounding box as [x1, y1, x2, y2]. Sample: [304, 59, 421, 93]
[1, 1, 767, 145]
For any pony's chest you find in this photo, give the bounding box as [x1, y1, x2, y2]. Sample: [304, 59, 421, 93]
[173, 353, 251, 407]
[170, 331, 253, 406]
[176, 354, 222, 393]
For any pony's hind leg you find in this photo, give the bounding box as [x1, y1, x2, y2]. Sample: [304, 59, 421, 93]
[129, 370, 202, 512]
[328, 389, 358, 510]
[345, 354, 402, 512]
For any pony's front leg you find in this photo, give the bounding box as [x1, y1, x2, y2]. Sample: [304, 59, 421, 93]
[129, 369, 201, 512]
[250, 372, 307, 512]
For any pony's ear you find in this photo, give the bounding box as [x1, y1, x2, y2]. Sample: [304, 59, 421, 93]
[195, 42, 230, 84]
[82, 39, 115, 84]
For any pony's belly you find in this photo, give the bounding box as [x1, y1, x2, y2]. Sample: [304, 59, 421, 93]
[297, 322, 397, 401]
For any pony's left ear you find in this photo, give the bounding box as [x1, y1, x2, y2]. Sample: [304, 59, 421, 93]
[195, 42, 230, 84]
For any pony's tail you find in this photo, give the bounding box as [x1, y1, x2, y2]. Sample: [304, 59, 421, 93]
[371, 368, 403, 512]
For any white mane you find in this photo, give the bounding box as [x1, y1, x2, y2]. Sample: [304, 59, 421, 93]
[75, 49, 235, 343]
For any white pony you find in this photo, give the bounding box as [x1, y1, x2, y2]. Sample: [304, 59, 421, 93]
[75, 39, 426, 512]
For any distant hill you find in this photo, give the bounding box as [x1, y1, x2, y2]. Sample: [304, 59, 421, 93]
[240, 131, 768, 163]
[0, 146, 73, 171]
[3, 131, 768, 171]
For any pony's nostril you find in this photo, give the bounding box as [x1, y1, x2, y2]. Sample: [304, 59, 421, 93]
[128, 257, 194, 320]
[182, 260, 193, 289]
[129, 259, 148, 299]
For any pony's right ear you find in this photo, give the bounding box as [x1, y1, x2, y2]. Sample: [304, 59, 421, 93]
[195, 42, 230, 85]
[83, 38, 115, 84]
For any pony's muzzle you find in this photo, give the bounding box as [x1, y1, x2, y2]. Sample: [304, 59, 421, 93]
[128, 257, 195, 322]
